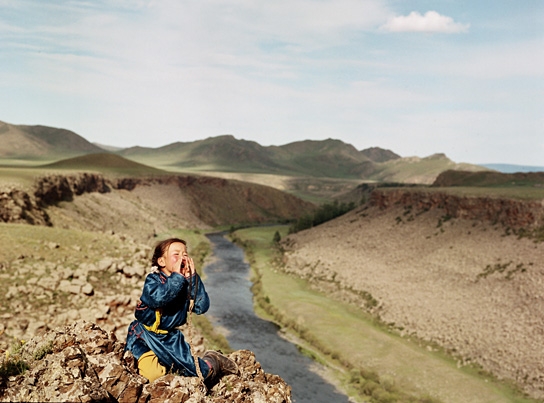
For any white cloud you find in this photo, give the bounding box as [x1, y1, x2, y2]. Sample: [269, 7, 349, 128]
[381, 11, 469, 33]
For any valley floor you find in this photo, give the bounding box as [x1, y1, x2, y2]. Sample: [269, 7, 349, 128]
[271, 204, 544, 402]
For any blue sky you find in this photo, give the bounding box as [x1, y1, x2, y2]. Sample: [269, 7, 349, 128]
[0, 0, 542, 166]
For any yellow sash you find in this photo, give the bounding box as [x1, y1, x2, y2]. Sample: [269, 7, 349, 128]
[143, 310, 168, 334]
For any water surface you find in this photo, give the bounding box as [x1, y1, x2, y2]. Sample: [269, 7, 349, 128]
[203, 232, 351, 403]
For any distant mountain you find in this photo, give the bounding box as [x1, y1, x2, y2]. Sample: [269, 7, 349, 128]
[118, 136, 404, 179]
[482, 163, 544, 174]
[119, 135, 282, 173]
[360, 147, 400, 163]
[268, 139, 377, 178]
[0, 120, 103, 159]
[0, 119, 488, 184]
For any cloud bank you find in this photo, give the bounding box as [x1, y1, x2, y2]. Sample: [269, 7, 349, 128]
[382, 11, 470, 33]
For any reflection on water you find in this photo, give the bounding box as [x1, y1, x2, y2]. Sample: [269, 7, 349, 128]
[203, 232, 351, 403]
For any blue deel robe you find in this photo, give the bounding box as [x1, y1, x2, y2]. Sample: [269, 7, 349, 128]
[125, 269, 211, 378]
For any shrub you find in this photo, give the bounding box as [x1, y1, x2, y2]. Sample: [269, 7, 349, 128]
[0, 340, 30, 380]
[33, 341, 53, 361]
[289, 200, 355, 233]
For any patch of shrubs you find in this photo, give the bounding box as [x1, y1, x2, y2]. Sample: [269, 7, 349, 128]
[514, 225, 544, 243]
[289, 200, 356, 233]
[477, 261, 531, 280]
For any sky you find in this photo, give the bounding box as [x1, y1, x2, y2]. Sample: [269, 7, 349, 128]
[0, 0, 543, 166]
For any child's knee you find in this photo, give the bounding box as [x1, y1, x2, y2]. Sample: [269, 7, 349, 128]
[138, 350, 166, 382]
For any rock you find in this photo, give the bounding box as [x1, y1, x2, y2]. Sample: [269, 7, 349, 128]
[0, 321, 291, 403]
[122, 265, 145, 278]
[97, 258, 114, 271]
[58, 280, 81, 295]
[82, 283, 94, 296]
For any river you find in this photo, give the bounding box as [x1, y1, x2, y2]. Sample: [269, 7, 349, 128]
[203, 232, 352, 403]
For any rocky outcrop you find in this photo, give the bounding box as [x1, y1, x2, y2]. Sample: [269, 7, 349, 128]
[0, 173, 111, 225]
[0, 321, 291, 403]
[34, 173, 111, 205]
[0, 187, 49, 225]
[370, 188, 544, 229]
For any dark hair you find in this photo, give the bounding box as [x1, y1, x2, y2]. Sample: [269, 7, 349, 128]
[152, 238, 187, 267]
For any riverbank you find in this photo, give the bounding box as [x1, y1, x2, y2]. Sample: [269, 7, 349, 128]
[230, 225, 536, 403]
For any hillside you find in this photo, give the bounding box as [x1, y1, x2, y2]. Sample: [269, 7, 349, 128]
[281, 188, 544, 400]
[42, 152, 167, 176]
[117, 136, 382, 178]
[0, 120, 102, 159]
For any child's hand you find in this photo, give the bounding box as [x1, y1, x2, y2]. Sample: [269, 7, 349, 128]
[180, 255, 195, 278]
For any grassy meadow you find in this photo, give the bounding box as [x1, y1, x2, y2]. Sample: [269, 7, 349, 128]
[230, 225, 537, 403]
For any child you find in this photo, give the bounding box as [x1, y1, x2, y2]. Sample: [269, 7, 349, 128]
[125, 237, 238, 386]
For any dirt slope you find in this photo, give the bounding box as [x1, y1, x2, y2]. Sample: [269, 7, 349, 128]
[281, 202, 544, 400]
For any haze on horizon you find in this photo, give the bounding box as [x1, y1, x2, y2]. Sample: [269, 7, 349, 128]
[0, 1, 542, 167]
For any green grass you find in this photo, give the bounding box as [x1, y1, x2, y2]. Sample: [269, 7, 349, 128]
[0, 167, 46, 189]
[231, 225, 537, 403]
[0, 223, 127, 264]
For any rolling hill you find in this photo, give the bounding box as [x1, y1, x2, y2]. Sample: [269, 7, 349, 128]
[42, 152, 167, 176]
[0, 120, 103, 159]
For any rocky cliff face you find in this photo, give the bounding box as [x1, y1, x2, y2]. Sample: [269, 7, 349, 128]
[0, 173, 112, 226]
[0, 187, 49, 225]
[370, 188, 544, 229]
[34, 173, 111, 206]
[0, 321, 291, 403]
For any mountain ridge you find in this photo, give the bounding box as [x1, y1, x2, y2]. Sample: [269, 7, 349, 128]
[0, 119, 487, 185]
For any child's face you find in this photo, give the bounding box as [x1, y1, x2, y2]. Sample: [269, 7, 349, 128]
[159, 242, 187, 275]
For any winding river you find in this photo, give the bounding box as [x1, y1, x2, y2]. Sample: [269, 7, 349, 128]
[203, 232, 351, 403]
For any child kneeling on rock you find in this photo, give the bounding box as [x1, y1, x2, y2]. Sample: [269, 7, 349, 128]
[125, 238, 238, 387]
